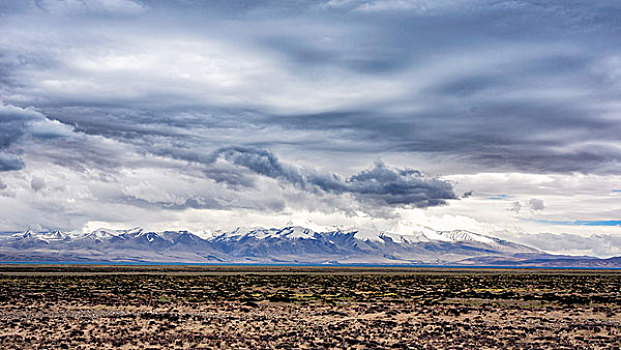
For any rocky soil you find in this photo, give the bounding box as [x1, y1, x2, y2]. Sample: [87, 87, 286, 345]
[0, 266, 619, 349]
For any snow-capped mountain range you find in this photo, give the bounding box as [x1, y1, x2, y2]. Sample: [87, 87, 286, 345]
[0, 226, 619, 267]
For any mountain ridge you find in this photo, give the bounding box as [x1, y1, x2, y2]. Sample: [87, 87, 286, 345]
[0, 226, 619, 267]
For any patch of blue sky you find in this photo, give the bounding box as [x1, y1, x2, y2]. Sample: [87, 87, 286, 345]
[535, 219, 621, 227]
[488, 194, 511, 200]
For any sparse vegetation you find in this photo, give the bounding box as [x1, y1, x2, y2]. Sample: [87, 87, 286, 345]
[0, 265, 619, 349]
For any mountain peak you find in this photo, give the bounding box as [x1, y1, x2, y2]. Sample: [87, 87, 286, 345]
[51, 230, 65, 238]
[435, 230, 496, 243]
[0, 225, 553, 265]
[125, 227, 145, 235]
[350, 228, 384, 242]
[16, 230, 35, 239]
[219, 226, 318, 240]
[278, 226, 317, 239]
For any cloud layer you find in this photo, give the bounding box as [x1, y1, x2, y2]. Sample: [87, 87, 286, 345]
[2, 1, 621, 174]
[0, 0, 620, 256]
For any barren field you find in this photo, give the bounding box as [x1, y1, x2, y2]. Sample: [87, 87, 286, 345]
[0, 265, 620, 349]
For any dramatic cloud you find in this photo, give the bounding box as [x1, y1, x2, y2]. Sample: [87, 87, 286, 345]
[210, 146, 456, 207]
[1, 2, 620, 173]
[1, 1, 621, 174]
[0, 0, 620, 252]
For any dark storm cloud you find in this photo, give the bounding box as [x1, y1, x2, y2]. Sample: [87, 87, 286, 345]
[210, 147, 305, 186]
[209, 146, 457, 207]
[0, 105, 46, 172]
[0, 104, 76, 171]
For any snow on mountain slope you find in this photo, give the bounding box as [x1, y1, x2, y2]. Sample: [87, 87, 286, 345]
[351, 229, 384, 242]
[431, 230, 496, 244]
[0, 225, 561, 264]
[350, 229, 426, 244]
[214, 226, 319, 240]
[85, 228, 123, 241]
[349, 228, 495, 245]
[280, 226, 318, 239]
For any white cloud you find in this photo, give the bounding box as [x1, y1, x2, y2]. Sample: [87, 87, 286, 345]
[30, 176, 45, 192]
[528, 198, 545, 211]
[509, 201, 521, 213]
[28, 119, 75, 139]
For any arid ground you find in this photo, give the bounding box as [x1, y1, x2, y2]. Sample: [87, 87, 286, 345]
[0, 265, 619, 349]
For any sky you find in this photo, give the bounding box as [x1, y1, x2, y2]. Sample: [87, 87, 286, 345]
[1, 0, 621, 257]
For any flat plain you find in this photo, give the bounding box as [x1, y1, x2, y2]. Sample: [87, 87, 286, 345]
[0, 265, 619, 349]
